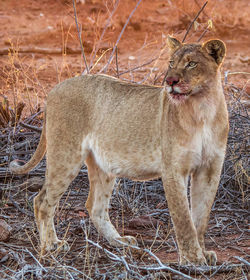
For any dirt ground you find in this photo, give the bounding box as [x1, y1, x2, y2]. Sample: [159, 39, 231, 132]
[0, 0, 249, 279]
[0, 0, 249, 108]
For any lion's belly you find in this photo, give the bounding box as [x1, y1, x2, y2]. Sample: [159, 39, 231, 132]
[85, 136, 161, 180]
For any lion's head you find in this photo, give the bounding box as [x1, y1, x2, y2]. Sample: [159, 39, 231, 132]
[164, 36, 226, 103]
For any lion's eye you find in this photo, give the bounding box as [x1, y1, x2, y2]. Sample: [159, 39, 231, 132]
[186, 61, 197, 68]
[169, 61, 175, 68]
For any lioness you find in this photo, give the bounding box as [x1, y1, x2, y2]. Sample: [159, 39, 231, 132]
[10, 36, 228, 265]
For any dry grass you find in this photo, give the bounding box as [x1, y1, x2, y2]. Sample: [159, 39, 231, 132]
[0, 47, 249, 279]
[0, 42, 48, 116]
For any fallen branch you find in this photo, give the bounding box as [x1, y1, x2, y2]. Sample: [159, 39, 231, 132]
[174, 263, 246, 275]
[138, 262, 247, 277]
[19, 122, 42, 133]
[182, 1, 208, 43]
[0, 46, 83, 55]
[233, 256, 250, 267]
[87, 239, 196, 280]
[140, 249, 196, 280]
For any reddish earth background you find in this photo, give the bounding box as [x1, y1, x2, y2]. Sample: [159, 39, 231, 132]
[0, 0, 249, 279]
[0, 0, 249, 110]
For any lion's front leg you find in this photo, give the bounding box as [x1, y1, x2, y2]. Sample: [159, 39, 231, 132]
[162, 172, 206, 265]
[191, 158, 224, 265]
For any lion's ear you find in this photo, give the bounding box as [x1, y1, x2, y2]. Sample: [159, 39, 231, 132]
[202, 39, 226, 65]
[167, 36, 182, 52]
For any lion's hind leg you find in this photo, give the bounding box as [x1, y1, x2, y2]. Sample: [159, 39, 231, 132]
[85, 153, 137, 247]
[34, 151, 84, 254]
[34, 184, 68, 254]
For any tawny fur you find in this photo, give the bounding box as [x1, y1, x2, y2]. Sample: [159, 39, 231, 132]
[10, 37, 229, 265]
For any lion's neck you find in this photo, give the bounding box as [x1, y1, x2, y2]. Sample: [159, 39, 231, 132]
[165, 73, 224, 130]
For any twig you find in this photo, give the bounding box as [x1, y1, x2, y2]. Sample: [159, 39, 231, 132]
[19, 122, 42, 133]
[141, 249, 196, 280]
[119, 57, 158, 76]
[100, 0, 143, 73]
[224, 71, 250, 84]
[72, 0, 89, 74]
[162, 71, 169, 86]
[50, 255, 93, 280]
[115, 46, 119, 78]
[197, 27, 208, 42]
[87, 239, 195, 280]
[233, 256, 250, 267]
[25, 249, 48, 273]
[87, 238, 126, 262]
[23, 110, 44, 124]
[226, 71, 250, 76]
[182, 1, 208, 43]
[194, 0, 209, 18]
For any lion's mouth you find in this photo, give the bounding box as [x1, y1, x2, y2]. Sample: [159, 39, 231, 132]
[167, 86, 190, 101]
[170, 91, 189, 99]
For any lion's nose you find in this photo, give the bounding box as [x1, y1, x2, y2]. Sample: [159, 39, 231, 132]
[166, 77, 179, 86]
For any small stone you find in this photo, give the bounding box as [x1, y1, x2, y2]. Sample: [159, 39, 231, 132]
[0, 220, 12, 242]
[128, 56, 136, 61]
[23, 177, 44, 192]
[129, 215, 162, 229]
[0, 248, 9, 263]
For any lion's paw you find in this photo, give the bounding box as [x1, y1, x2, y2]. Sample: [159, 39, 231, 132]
[204, 250, 217, 266]
[180, 250, 206, 265]
[41, 239, 69, 255]
[111, 235, 137, 247]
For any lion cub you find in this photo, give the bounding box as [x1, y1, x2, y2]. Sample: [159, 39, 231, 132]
[10, 36, 228, 265]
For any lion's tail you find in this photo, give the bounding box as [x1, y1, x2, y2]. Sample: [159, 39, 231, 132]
[9, 117, 47, 175]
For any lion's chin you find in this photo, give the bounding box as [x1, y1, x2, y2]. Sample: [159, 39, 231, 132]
[171, 92, 188, 100]
[169, 91, 190, 104]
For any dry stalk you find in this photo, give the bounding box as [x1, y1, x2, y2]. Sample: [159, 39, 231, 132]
[89, 0, 120, 70]
[99, 0, 143, 73]
[115, 46, 119, 78]
[0, 96, 25, 127]
[72, 0, 89, 74]
[182, 1, 208, 43]
[197, 27, 209, 42]
[0, 30, 249, 279]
